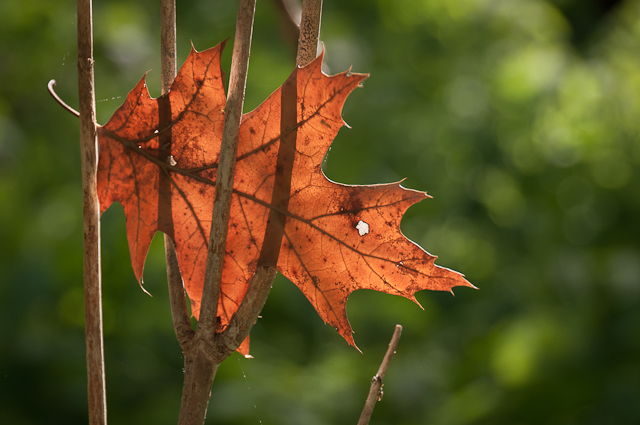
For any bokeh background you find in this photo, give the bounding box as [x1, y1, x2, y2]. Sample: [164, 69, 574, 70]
[2, 0, 640, 424]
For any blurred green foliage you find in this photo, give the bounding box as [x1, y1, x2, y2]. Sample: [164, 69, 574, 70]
[1, 0, 640, 424]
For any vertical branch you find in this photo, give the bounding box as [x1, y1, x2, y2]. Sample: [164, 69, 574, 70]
[77, 1, 107, 424]
[296, 0, 323, 67]
[176, 2, 257, 424]
[357, 325, 403, 425]
[159, 0, 193, 347]
[199, 0, 257, 339]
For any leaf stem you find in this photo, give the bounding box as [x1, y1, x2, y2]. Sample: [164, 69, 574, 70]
[77, 0, 107, 424]
[48, 79, 80, 117]
[357, 325, 403, 425]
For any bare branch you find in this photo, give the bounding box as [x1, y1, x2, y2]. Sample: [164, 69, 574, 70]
[175, 3, 258, 424]
[199, 0, 257, 339]
[77, 1, 107, 424]
[158, 0, 193, 349]
[357, 325, 403, 425]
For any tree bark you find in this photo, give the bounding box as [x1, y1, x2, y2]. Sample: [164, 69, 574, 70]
[77, 0, 107, 424]
[178, 338, 220, 425]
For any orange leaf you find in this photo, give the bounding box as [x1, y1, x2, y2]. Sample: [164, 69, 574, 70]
[97, 42, 473, 352]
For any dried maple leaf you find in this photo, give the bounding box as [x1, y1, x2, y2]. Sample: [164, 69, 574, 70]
[97, 42, 473, 350]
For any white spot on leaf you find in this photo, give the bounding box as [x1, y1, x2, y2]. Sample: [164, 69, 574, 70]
[356, 220, 369, 236]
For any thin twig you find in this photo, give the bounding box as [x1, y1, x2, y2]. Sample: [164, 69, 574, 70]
[199, 0, 257, 342]
[175, 3, 258, 424]
[77, 0, 107, 424]
[48, 79, 80, 117]
[159, 0, 193, 349]
[357, 325, 403, 425]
